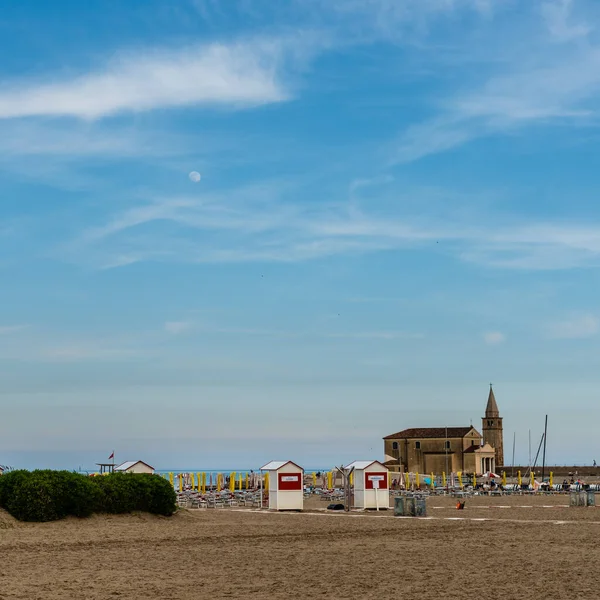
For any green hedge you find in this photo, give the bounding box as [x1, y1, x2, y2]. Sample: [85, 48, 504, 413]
[0, 470, 176, 522]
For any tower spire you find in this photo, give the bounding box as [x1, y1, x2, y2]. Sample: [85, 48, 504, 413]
[486, 383, 499, 417]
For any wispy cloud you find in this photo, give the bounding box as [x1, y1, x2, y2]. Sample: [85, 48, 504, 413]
[546, 314, 600, 339]
[391, 1, 600, 162]
[541, 0, 592, 42]
[483, 331, 506, 345]
[0, 39, 294, 120]
[0, 325, 28, 335]
[58, 181, 600, 271]
[164, 321, 193, 335]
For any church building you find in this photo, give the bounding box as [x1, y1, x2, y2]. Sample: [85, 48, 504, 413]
[383, 385, 504, 475]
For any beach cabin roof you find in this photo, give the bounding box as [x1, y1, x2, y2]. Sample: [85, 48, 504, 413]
[345, 460, 386, 471]
[114, 460, 154, 471]
[260, 460, 303, 471]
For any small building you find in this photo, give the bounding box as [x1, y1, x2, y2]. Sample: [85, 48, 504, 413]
[346, 460, 389, 510]
[260, 461, 304, 511]
[464, 443, 497, 475]
[114, 460, 154, 474]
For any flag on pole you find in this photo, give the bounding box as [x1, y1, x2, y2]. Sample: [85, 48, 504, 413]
[108, 451, 114, 460]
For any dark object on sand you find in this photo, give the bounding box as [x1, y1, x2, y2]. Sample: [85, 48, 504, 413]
[456, 501, 465, 510]
[327, 503, 345, 511]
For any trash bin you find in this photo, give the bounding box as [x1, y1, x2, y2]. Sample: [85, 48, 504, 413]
[394, 496, 426, 517]
[394, 496, 405, 516]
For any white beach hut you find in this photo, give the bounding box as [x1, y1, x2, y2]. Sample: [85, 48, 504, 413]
[114, 460, 155, 474]
[260, 461, 304, 511]
[346, 460, 389, 510]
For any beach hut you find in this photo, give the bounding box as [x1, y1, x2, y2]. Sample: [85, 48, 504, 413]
[114, 460, 154, 474]
[260, 461, 304, 511]
[346, 460, 389, 510]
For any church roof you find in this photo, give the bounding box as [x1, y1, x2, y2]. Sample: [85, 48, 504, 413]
[383, 427, 477, 440]
[485, 384, 499, 417]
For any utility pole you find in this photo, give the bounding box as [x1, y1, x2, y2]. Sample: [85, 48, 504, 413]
[335, 465, 355, 512]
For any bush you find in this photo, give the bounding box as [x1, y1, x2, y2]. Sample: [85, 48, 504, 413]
[0, 470, 100, 522]
[0, 470, 176, 522]
[91, 473, 176, 516]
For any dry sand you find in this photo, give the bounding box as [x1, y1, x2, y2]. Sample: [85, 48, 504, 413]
[1, 494, 600, 599]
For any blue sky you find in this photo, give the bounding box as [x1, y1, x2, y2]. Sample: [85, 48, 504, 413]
[2, 0, 600, 471]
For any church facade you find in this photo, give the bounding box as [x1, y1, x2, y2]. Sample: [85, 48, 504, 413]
[383, 385, 504, 475]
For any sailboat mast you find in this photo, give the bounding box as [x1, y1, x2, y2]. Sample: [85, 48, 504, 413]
[511, 432, 516, 478]
[541, 415, 548, 482]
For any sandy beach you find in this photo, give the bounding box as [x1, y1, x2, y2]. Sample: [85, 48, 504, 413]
[2, 494, 600, 599]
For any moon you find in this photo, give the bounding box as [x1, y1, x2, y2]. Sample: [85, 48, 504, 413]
[189, 171, 201, 183]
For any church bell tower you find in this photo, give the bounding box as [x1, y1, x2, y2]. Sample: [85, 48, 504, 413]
[482, 384, 504, 468]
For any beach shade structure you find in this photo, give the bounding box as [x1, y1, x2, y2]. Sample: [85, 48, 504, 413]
[345, 460, 389, 510]
[260, 461, 304, 511]
[114, 460, 154, 474]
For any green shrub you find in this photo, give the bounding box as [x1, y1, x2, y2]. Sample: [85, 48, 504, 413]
[0, 470, 100, 522]
[0, 470, 176, 522]
[90, 473, 176, 516]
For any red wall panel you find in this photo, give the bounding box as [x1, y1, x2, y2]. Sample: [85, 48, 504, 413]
[278, 472, 302, 490]
[364, 472, 388, 489]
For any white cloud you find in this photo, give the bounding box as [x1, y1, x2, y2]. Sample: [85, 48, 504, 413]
[546, 314, 600, 339]
[483, 331, 506, 345]
[0, 39, 291, 120]
[164, 321, 193, 335]
[541, 0, 592, 42]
